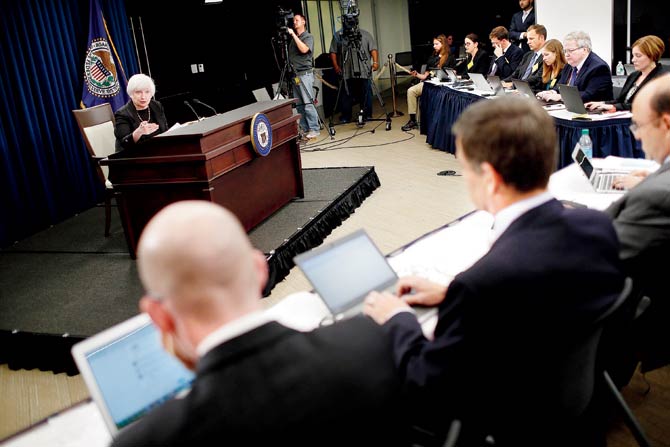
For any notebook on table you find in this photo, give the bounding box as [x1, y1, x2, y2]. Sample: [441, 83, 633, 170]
[71, 313, 195, 437]
[559, 84, 604, 115]
[293, 229, 436, 323]
[513, 79, 563, 105]
[571, 144, 633, 193]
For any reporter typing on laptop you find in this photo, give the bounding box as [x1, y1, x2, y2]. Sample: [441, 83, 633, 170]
[363, 96, 624, 447]
[111, 201, 411, 447]
[585, 35, 665, 113]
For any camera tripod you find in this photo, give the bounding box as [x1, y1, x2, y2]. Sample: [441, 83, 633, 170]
[329, 30, 391, 133]
[275, 32, 333, 140]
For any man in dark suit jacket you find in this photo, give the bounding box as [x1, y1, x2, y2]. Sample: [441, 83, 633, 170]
[488, 26, 524, 79]
[364, 96, 624, 446]
[537, 31, 614, 102]
[111, 201, 410, 447]
[509, 0, 535, 53]
[503, 24, 546, 85]
[606, 74, 670, 373]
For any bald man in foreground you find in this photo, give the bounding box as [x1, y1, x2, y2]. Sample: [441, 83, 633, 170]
[111, 201, 409, 447]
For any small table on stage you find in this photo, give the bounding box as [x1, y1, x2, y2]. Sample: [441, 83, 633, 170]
[419, 81, 643, 168]
[104, 99, 303, 258]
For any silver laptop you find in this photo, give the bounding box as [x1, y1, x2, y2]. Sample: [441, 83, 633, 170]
[71, 313, 195, 437]
[512, 79, 536, 98]
[487, 75, 506, 96]
[624, 64, 636, 75]
[559, 84, 603, 115]
[468, 72, 496, 96]
[293, 229, 436, 323]
[571, 144, 632, 193]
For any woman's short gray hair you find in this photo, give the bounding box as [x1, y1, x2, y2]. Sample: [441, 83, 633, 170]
[126, 73, 156, 97]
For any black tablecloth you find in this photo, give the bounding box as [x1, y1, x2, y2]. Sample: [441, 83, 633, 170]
[419, 82, 644, 168]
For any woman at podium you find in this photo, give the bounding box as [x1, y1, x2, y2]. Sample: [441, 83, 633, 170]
[114, 74, 169, 151]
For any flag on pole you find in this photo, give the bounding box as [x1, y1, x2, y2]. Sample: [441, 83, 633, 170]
[81, 0, 129, 111]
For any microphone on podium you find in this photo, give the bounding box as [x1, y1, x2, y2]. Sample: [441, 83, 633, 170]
[184, 100, 203, 121]
[192, 98, 218, 116]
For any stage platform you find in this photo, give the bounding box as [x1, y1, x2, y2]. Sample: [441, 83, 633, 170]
[0, 166, 380, 375]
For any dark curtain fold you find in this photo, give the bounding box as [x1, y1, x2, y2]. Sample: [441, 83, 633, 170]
[420, 82, 483, 155]
[554, 118, 643, 168]
[0, 0, 137, 248]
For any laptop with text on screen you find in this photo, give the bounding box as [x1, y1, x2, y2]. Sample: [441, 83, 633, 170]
[71, 313, 195, 437]
[293, 229, 436, 323]
[571, 144, 633, 193]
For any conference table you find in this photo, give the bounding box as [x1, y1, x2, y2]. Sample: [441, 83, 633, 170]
[3, 157, 657, 447]
[419, 80, 645, 169]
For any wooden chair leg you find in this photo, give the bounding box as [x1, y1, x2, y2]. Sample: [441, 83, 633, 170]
[104, 192, 112, 237]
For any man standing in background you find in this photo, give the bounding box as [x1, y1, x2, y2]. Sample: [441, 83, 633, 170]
[509, 0, 535, 53]
[287, 13, 321, 140]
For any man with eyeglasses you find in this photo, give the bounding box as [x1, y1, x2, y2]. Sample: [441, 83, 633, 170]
[536, 30, 613, 102]
[605, 73, 670, 375]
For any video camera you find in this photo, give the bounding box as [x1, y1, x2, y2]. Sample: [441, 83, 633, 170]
[276, 6, 294, 41]
[340, 0, 361, 42]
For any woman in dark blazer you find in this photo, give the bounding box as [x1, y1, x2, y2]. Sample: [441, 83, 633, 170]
[586, 35, 666, 112]
[456, 33, 490, 78]
[114, 73, 169, 152]
[528, 39, 570, 92]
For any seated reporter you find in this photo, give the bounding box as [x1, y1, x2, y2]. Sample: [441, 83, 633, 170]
[529, 39, 571, 93]
[111, 200, 410, 447]
[114, 73, 169, 152]
[536, 30, 613, 103]
[586, 35, 666, 113]
[455, 33, 489, 78]
[364, 96, 624, 446]
[402, 34, 455, 131]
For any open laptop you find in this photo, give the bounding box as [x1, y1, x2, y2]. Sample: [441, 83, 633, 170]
[71, 313, 195, 437]
[624, 64, 636, 75]
[559, 84, 603, 115]
[571, 144, 632, 193]
[486, 75, 506, 96]
[513, 79, 563, 105]
[468, 72, 496, 96]
[293, 229, 436, 323]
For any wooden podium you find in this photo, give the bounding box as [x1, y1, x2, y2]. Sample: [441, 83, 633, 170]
[103, 99, 303, 258]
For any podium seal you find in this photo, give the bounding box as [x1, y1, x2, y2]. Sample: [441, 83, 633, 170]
[250, 113, 272, 156]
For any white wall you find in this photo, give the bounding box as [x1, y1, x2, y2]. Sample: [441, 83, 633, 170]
[358, 0, 411, 84]
[537, 0, 613, 68]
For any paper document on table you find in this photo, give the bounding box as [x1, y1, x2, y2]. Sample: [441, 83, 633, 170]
[599, 156, 658, 171]
[2, 401, 111, 447]
[388, 211, 494, 285]
[264, 291, 330, 332]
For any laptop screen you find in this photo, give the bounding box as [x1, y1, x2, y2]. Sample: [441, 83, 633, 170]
[73, 314, 195, 434]
[294, 230, 397, 315]
[574, 146, 594, 178]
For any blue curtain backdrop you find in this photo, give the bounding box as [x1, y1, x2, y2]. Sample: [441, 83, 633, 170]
[0, 0, 139, 248]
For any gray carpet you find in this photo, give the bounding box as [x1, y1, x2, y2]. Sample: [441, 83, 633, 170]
[0, 167, 380, 374]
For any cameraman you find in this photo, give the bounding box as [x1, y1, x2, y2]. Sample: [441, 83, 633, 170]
[287, 13, 320, 140]
[329, 25, 379, 123]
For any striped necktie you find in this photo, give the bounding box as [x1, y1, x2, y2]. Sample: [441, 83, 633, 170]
[569, 67, 579, 86]
[522, 53, 539, 80]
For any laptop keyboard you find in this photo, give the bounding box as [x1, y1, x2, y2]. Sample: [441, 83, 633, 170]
[594, 173, 617, 191]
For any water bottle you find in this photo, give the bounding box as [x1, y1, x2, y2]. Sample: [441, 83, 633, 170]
[579, 129, 593, 159]
[616, 61, 625, 76]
